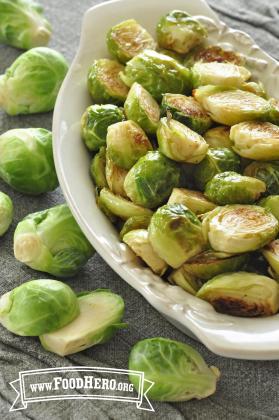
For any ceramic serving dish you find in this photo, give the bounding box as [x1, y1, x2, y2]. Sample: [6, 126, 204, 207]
[53, 0, 279, 360]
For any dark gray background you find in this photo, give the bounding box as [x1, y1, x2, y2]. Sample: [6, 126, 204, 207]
[1, 1, 279, 419]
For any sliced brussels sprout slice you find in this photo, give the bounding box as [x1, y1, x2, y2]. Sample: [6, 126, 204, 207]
[168, 188, 216, 214]
[119, 214, 152, 240]
[258, 195, 279, 221]
[105, 154, 128, 197]
[192, 62, 251, 88]
[90, 147, 108, 190]
[184, 45, 245, 67]
[0, 191, 13, 236]
[240, 81, 266, 98]
[244, 161, 279, 196]
[204, 126, 231, 149]
[262, 240, 279, 278]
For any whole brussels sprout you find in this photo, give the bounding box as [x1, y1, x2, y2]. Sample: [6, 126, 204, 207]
[105, 154, 128, 197]
[161, 94, 212, 134]
[129, 337, 220, 401]
[168, 188, 216, 215]
[0, 191, 13, 236]
[106, 120, 153, 170]
[148, 203, 206, 268]
[204, 171, 266, 205]
[0, 128, 58, 195]
[197, 272, 279, 317]
[107, 19, 156, 64]
[14, 204, 94, 277]
[87, 59, 129, 105]
[193, 147, 241, 191]
[184, 45, 245, 67]
[156, 10, 207, 54]
[259, 195, 279, 221]
[202, 205, 278, 254]
[157, 117, 208, 163]
[0, 47, 68, 115]
[244, 161, 279, 196]
[192, 62, 251, 88]
[90, 147, 108, 190]
[241, 81, 266, 98]
[262, 240, 279, 279]
[0, 0, 51, 50]
[124, 83, 160, 135]
[124, 151, 180, 208]
[119, 49, 192, 101]
[119, 214, 152, 239]
[0, 279, 79, 336]
[204, 126, 231, 149]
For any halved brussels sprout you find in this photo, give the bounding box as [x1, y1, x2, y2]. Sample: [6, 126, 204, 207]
[184, 45, 245, 67]
[124, 83, 160, 135]
[90, 147, 108, 190]
[202, 205, 278, 254]
[87, 59, 129, 105]
[262, 240, 279, 278]
[168, 188, 216, 214]
[259, 195, 279, 221]
[119, 214, 152, 240]
[105, 154, 128, 197]
[204, 126, 231, 149]
[0, 279, 79, 336]
[148, 204, 206, 268]
[124, 151, 180, 208]
[0, 47, 68, 115]
[129, 337, 220, 401]
[230, 122, 279, 160]
[120, 49, 192, 101]
[161, 94, 212, 134]
[244, 161, 279, 196]
[204, 171, 266, 205]
[0, 191, 13, 236]
[193, 147, 241, 191]
[197, 272, 279, 317]
[0, 128, 58, 195]
[192, 62, 251, 88]
[14, 204, 94, 277]
[156, 10, 207, 54]
[123, 229, 168, 275]
[241, 81, 266, 98]
[157, 48, 184, 63]
[107, 19, 156, 63]
[157, 117, 208, 163]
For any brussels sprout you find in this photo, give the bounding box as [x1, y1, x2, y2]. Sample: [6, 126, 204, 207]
[0, 128, 58, 195]
[193, 86, 271, 126]
[90, 147, 108, 190]
[123, 229, 168, 275]
[204, 126, 231, 149]
[119, 214, 152, 239]
[193, 147, 241, 191]
[107, 19, 156, 64]
[129, 337, 220, 401]
[148, 204, 206, 268]
[0, 191, 13, 236]
[241, 81, 266, 98]
[87, 59, 129, 105]
[244, 161, 279, 196]
[0, 279, 79, 336]
[161, 94, 212, 134]
[0, 47, 68, 115]
[192, 62, 251, 88]
[202, 205, 278, 254]
[204, 172, 266, 205]
[262, 240, 279, 278]
[40, 289, 126, 356]
[184, 45, 245, 67]
[259, 195, 279, 221]
[105, 155, 128, 197]
[120, 49, 192, 101]
[0, 0, 51, 50]
[156, 10, 207, 54]
[157, 48, 184, 63]
[124, 151, 180, 208]
[268, 98, 279, 125]
[157, 117, 208, 163]
[168, 188, 216, 214]
[197, 272, 279, 317]
[14, 204, 94, 277]
[124, 83, 160, 135]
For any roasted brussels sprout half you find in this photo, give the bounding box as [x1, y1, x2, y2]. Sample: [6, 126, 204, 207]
[105, 155, 128, 197]
[202, 205, 278, 254]
[119, 214, 152, 239]
[156, 10, 207, 54]
[0, 191, 13, 236]
[197, 272, 279, 317]
[87, 59, 129, 105]
[262, 240, 279, 279]
[192, 62, 251, 88]
[107, 19, 156, 63]
[259, 195, 279, 221]
[90, 147, 108, 190]
[244, 161, 279, 196]
[0, 47, 68, 115]
[184, 45, 245, 67]
[157, 48, 184, 63]
[241, 81, 266, 98]
[0, 128, 58, 195]
[129, 337, 220, 401]
[168, 188, 216, 215]
[204, 126, 231, 149]
[124, 151, 180, 208]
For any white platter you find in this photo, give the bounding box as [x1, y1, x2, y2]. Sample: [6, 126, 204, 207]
[53, 0, 279, 360]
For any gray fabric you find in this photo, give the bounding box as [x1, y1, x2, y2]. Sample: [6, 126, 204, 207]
[0, 0, 279, 418]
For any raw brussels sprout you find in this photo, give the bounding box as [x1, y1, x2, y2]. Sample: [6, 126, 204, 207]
[129, 337, 220, 401]
[120, 49, 192, 101]
[124, 83, 160, 135]
[107, 120, 153, 170]
[244, 161, 279, 196]
[40, 289, 126, 356]
[193, 147, 241, 191]
[0, 47, 68, 115]
[241, 81, 266, 98]
[197, 272, 279, 317]
[161, 94, 212, 134]
[202, 205, 279, 254]
[262, 240, 279, 278]
[14, 204, 94, 277]
[105, 155, 128, 197]
[184, 45, 245, 67]
[192, 62, 251, 88]
[0, 128, 58, 195]
[148, 204, 206, 268]
[230, 122, 279, 160]
[123, 229, 168, 275]
[204, 171, 266, 205]
[0, 279, 79, 336]
[124, 151, 180, 208]
[168, 188, 216, 214]
[107, 19, 156, 63]
[156, 10, 207, 54]
[259, 195, 279, 221]
[204, 126, 231, 149]
[157, 117, 208, 163]
[87, 59, 129, 105]
[90, 147, 108, 190]
[0, 191, 13, 236]
[0, 0, 51, 49]
[119, 214, 152, 239]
